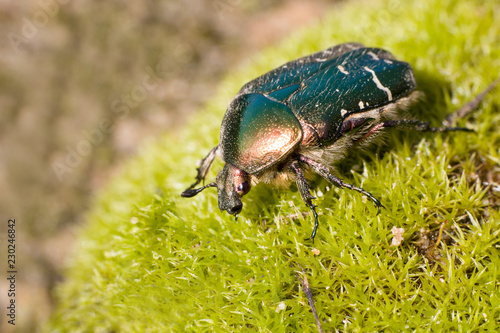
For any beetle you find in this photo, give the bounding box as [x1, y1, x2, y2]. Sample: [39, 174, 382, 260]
[181, 42, 493, 241]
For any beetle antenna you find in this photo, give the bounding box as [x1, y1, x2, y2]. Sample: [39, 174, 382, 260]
[181, 182, 217, 197]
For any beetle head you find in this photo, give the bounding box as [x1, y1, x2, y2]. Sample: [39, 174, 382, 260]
[216, 163, 251, 216]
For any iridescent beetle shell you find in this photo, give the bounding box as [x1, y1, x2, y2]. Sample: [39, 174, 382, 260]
[181, 42, 477, 241]
[220, 93, 303, 174]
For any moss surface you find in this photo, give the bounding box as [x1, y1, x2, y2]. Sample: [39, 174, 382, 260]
[47, 0, 500, 331]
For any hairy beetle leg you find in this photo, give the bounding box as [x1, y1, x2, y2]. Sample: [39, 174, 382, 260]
[383, 80, 498, 133]
[290, 160, 320, 242]
[299, 155, 383, 213]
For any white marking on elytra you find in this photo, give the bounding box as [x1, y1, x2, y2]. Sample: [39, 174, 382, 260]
[367, 51, 380, 60]
[364, 66, 393, 101]
[341, 109, 348, 116]
[359, 101, 364, 109]
[384, 59, 393, 64]
[337, 65, 349, 75]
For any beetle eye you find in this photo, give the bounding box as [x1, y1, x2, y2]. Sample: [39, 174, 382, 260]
[236, 181, 251, 196]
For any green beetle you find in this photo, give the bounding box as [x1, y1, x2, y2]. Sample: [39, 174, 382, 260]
[182, 42, 491, 241]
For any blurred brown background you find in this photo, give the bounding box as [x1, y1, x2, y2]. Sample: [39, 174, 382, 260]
[0, 0, 337, 331]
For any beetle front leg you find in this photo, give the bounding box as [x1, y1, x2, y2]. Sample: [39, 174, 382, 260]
[298, 155, 383, 214]
[184, 146, 219, 191]
[290, 160, 320, 241]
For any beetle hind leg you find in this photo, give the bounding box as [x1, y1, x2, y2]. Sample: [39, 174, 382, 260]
[290, 160, 320, 242]
[386, 80, 498, 133]
[381, 119, 474, 133]
[444, 79, 498, 126]
[380, 80, 498, 133]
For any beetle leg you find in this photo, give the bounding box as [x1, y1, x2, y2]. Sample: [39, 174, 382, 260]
[383, 80, 498, 132]
[381, 120, 473, 133]
[444, 79, 498, 126]
[181, 182, 217, 197]
[298, 155, 383, 214]
[184, 146, 219, 191]
[290, 160, 320, 242]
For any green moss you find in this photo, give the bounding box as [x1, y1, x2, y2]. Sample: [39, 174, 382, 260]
[47, 0, 500, 331]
